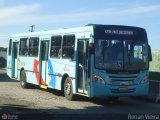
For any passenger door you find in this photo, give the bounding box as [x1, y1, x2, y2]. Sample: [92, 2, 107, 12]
[77, 39, 89, 94]
[40, 41, 49, 85]
[12, 42, 19, 78]
[7, 39, 12, 78]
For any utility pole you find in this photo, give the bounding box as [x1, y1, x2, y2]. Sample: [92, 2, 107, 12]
[29, 25, 35, 32]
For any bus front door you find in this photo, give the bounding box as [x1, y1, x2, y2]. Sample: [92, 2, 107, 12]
[12, 42, 18, 78]
[77, 39, 89, 94]
[40, 41, 49, 85]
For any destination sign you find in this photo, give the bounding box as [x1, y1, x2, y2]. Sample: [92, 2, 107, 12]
[94, 25, 146, 40]
[105, 29, 134, 35]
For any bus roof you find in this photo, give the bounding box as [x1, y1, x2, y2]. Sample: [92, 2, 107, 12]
[10, 24, 146, 38]
[10, 25, 93, 38]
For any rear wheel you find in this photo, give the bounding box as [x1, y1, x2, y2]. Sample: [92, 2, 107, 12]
[64, 77, 75, 100]
[20, 70, 28, 88]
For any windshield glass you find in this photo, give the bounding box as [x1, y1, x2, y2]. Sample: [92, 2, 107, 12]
[95, 39, 148, 71]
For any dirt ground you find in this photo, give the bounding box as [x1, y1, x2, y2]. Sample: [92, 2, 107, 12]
[0, 68, 160, 120]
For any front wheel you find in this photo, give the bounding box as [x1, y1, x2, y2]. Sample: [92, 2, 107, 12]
[64, 77, 75, 100]
[20, 70, 28, 88]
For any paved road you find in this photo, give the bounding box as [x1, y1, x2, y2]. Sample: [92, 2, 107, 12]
[0, 69, 160, 119]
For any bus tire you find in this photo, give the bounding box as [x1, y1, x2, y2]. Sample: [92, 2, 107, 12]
[20, 70, 28, 88]
[64, 77, 75, 100]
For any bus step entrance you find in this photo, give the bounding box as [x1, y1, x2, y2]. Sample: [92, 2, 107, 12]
[40, 85, 48, 89]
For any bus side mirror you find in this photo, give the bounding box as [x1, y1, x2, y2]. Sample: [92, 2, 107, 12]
[148, 45, 152, 61]
[89, 43, 94, 54]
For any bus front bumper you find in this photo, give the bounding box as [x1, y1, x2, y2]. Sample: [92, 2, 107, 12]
[91, 83, 149, 97]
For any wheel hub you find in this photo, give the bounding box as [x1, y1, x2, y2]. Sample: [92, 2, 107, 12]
[65, 82, 71, 95]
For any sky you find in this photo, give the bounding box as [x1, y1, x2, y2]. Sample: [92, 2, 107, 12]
[0, 0, 160, 50]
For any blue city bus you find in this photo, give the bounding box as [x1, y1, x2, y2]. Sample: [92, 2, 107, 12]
[7, 24, 152, 100]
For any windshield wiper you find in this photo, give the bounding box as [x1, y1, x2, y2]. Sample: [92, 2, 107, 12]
[102, 46, 109, 64]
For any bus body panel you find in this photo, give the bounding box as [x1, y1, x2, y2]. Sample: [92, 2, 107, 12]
[47, 58, 76, 91]
[18, 57, 40, 85]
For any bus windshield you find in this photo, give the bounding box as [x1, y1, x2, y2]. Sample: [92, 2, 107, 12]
[95, 39, 149, 71]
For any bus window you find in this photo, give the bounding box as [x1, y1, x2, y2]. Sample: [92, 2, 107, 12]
[19, 38, 28, 56]
[29, 37, 39, 57]
[8, 39, 12, 56]
[62, 35, 75, 59]
[50, 36, 62, 58]
[134, 45, 143, 59]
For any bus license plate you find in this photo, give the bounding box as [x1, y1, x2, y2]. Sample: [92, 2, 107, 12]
[119, 87, 128, 91]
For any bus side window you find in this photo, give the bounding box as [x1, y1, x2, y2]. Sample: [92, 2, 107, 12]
[8, 39, 12, 56]
[29, 37, 39, 57]
[62, 35, 75, 60]
[50, 36, 62, 58]
[19, 38, 28, 56]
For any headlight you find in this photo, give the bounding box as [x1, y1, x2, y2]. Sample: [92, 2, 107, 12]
[140, 76, 149, 84]
[92, 74, 105, 84]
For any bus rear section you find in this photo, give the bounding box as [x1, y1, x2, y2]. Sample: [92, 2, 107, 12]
[89, 25, 152, 98]
[7, 39, 19, 79]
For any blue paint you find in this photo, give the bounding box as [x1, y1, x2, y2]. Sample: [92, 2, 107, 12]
[48, 59, 56, 88]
